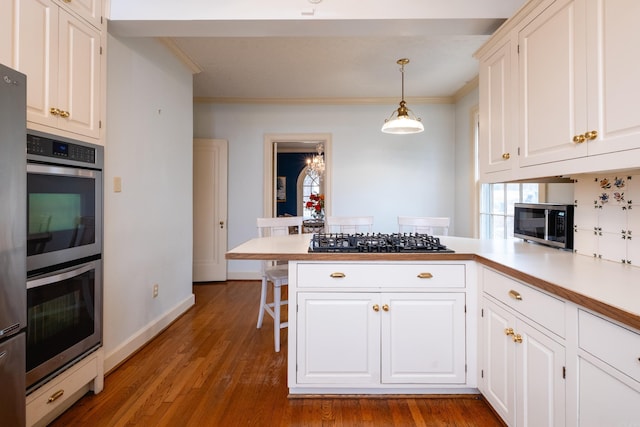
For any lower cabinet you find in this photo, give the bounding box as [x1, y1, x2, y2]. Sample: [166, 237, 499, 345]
[296, 292, 466, 386]
[289, 261, 474, 393]
[482, 298, 566, 427]
[577, 310, 640, 426]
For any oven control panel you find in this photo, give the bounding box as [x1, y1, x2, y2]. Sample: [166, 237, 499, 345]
[27, 134, 96, 165]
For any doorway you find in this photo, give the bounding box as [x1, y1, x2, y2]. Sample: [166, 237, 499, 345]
[263, 133, 332, 218]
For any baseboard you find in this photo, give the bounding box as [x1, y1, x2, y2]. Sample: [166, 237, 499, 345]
[103, 293, 195, 373]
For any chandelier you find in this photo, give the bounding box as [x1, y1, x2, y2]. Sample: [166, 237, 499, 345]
[306, 143, 325, 179]
[381, 58, 424, 135]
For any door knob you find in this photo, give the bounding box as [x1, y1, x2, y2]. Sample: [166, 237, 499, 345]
[382, 304, 389, 312]
[585, 130, 598, 140]
[373, 304, 380, 312]
[573, 134, 586, 144]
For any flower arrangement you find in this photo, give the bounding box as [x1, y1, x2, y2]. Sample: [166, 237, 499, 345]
[306, 193, 325, 219]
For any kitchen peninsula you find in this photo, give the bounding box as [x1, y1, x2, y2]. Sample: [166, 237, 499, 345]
[227, 234, 640, 425]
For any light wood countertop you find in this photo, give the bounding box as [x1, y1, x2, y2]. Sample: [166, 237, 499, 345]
[226, 235, 640, 331]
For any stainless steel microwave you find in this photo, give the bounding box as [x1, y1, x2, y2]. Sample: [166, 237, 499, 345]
[513, 203, 574, 250]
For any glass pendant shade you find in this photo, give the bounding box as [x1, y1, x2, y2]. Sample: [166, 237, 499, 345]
[381, 58, 424, 135]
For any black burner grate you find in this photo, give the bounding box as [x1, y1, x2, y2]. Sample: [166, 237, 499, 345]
[308, 233, 454, 253]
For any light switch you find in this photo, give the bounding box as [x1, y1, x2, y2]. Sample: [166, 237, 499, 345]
[113, 176, 122, 193]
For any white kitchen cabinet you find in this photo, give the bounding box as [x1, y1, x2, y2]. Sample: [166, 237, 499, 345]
[518, 0, 588, 168]
[290, 261, 473, 393]
[577, 310, 640, 426]
[3, 0, 102, 142]
[476, 0, 640, 182]
[297, 291, 466, 386]
[480, 269, 566, 427]
[478, 38, 515, 178]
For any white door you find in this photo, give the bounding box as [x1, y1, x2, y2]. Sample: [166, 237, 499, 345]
[193, 138, 228, 282]
[482, 298, 516, 426]
[516, 319, 566, 427]
[296, 292, 380, 385]
[382, 292, 466, 384]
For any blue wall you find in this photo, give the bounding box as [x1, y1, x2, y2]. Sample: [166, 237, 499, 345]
[277, 152, 312, 216]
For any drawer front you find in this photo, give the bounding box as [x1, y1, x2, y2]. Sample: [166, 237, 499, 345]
[27, 354, 98, 426]
[579, 310, 640, 383]
[483, 268, 565, 337]
[296, 263, 466, 288]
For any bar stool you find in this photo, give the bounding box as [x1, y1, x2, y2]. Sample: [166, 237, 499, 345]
[256, 216, 303, 352]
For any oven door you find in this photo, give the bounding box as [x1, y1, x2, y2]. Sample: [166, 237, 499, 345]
[26, 260, 102, 390]
[27, 163, 102, 272]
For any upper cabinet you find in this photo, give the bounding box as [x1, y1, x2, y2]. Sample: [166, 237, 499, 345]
[54, 0, 102, 29]
[478, 39, 515, 176]
[0, 0, 104, 144]
[476, 0, 640, 182]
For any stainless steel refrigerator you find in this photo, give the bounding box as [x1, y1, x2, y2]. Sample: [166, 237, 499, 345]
[0, 63, 27, 427]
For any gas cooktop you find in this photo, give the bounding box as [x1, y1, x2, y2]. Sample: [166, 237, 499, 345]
[308, 233, 454, 253]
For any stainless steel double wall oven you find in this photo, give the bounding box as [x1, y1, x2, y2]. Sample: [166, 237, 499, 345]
[25, 130, 103, 391]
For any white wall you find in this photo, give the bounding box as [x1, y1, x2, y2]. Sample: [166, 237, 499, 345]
[103, 35, 195, 372]
[454, 88, 479, 238]
[194, 101, 459, 277]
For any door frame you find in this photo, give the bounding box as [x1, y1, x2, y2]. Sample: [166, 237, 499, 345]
[263, 133, 332, 218]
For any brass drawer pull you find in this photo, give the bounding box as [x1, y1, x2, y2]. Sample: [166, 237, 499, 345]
[47, 389, 65, 403]
[513, 334, 523, 344]
[373, 304, 380, 312]
[417, 272, 433, 279]
[573, 134, 586, 144]
[382, 304, 389, 312]
[502, 153, 510, 160]
[508, 290, 522, 301]
[504, 327, 514, 336]
[585, 130, 598, 140]
[329, 272, 346, 278]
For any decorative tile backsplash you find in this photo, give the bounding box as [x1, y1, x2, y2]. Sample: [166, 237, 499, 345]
[572, 173, 640, 265]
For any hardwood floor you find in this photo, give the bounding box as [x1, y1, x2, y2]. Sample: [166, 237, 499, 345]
[50, 281, 504, 426]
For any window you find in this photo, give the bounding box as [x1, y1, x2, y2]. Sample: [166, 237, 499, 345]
[479, 183, 540, 239]
[301, 169, 321, 218]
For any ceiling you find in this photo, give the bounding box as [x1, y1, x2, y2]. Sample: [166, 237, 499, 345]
[108, 1, 527, 102]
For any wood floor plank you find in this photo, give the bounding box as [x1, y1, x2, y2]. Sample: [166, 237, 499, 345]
[49, 281, 505, 426]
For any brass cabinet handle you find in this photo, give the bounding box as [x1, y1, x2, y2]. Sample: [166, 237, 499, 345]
[47, 389, 65, 403]
[59, 110, 70, 118]
[373, 304, 380, 312]
[50, 107, 61, 116]
[513, 334, 523, 344]
[329, 272, 346, 278]
[508, 290, 522, 301]
[504, 327, 514, 336]
[585, 130, 598, 140]
[573, 134, 586, 143]
[502, 153, 510, 160]
[417, 272, 433, 279]
[382, 304, 389, 312]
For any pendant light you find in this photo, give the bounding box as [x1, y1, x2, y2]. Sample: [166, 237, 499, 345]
[381, 58, 424, 134]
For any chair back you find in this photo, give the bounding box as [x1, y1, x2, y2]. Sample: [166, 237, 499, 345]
[257, 216, 304, 271]
[257, 216, 303, 237]
[325, 216, 374, 234]
[398, 216, 450, 236]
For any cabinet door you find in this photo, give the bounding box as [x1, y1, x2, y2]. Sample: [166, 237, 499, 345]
[578, 356, 640, 427]
[482, 298, 516, 426]
[15, 0, 59, 129]
[479, 39, 514, 175]
[57, 10, 101, 139]
[54, 0, 101, 28]
[518, 0, 589, 167]
[585, 0, 640, 156]
[0, 0, 17, 66]
[515, 319, 566, 427]
[382, 293, 466, 384]
[296, 293, 380, 385]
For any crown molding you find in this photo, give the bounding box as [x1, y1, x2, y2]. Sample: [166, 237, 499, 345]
[453, 75, 479, 102]
[193, 96, 455, 105]
[157, 37, 203, 74]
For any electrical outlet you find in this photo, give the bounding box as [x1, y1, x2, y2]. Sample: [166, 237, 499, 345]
[153, 284, 159, 298]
